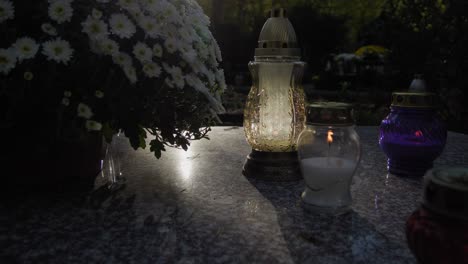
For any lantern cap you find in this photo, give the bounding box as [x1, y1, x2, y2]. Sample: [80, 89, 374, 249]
[391, 74, 437, 108]
[306, 102, 355, 126]
[423, 166, 468, 221]
[255, 7, 301, 58]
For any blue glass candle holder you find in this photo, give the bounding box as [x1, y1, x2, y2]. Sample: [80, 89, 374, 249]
[379, 91, 447, 177]
[380, 76, 447, 177]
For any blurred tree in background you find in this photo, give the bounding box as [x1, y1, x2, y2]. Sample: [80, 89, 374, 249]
[197, 0, 386, 81]
[362, 0, 468, 132]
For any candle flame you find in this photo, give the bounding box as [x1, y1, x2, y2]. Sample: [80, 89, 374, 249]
[327, 130, 334, 144]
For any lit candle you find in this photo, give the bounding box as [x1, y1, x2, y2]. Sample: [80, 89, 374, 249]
[297, 102, 360, 211]
[300, 129, 356, 208]
[327, 129, 333, 166]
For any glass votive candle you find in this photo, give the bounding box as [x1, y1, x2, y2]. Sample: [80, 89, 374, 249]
[297, 102, 361, 212]
[406, 166, 468, 263]
[379, 75, 447, 177]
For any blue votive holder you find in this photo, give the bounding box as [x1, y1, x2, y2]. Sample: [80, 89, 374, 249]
[379, 86, 447, 177]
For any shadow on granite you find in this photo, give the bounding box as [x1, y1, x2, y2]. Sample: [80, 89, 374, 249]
[0, 179, 189, 263]
[246, 178, 415, 264]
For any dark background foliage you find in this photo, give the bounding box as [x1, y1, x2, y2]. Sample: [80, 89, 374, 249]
[199, 0, 468, 133]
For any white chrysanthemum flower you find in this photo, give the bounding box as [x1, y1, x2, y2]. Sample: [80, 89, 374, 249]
[172, 75, 185, 89]
[177, 2, 186, 13]
[188, 14, 201, 29]
[48, 0, 73, 24]
[185, 73, 201, 87]
[41, 23, 57, 36]
[142, 62, 161, 78]
[128, 8, 143, 22]
[164, 38, 177, 54]
[13, 37, 39, 61]
[161, 24, 178, 39]
[178, 28, 192, 42]
[164, 77, 174, 88]
[164, 65, 184, 89]
[85, 120, 103, 131]
[118, 0, 139, 12]
[42, 38, 74, 65]
[196, 26, 211, 42]
[180, 45, 197, 63]
[82, 15, 109, 40]
[138, 16, 159, 38]
[189, 59, 203, 74]
[61, 97, 70, 106]
[77, 103, 93, 119]
[95, 90, 104, 98]
[205, 70, 216, 87]
[109, 13, 135, 39]
[101, 38, 119, 55]
[0, 0, 14, 23]
[213, 39, 222, 62]
[216, 69, 227, 91]
[92, 8, 102, 19]
[186, 73, 225, 113]
[23, 71, 34, 80]
[197, 43, 209, 60]
[162, 62, 172, 74]
[64, 90, 72, 97]
[140, 0, 159, 14]
[112, 52, 132, 66]
[0, 48, 17, 75]
[132, 42, 152, 62]
[152, 44, 162, 58]
[123, 65, 137, 84]
[160, 2, 179, 24]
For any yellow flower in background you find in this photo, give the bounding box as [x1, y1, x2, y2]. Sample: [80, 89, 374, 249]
[355, 45, 389, 57]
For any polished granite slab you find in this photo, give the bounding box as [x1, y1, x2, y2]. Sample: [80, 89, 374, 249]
[1, 126, 468, 263]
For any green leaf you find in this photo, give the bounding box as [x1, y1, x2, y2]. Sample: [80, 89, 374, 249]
[181, 143, 188, 151]
[150, 138, 166, 159]
[129, 135, 140, 150]
[140, 128, 147, 149]
[139, 135, 146, 149]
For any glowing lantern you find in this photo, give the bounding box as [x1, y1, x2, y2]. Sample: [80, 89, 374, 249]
[242, 8, 306, 181]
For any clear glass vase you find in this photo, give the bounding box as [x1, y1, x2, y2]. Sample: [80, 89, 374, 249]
[100, 133, 125, 188]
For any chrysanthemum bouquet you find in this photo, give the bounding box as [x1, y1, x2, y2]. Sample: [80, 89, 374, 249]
[0, 0, 226, 159]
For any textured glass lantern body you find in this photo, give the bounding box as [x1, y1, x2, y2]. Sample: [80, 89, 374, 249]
[379, 107, 447, 177]
[297, 125, 360, 211]
[244, 57, 306, 152]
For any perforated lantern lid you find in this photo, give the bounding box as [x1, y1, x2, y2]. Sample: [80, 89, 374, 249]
[306, 102, 355, 126]
[255, 8, 301, 58]
[391, 74, 437, 108]
[423, 167, 468, 221]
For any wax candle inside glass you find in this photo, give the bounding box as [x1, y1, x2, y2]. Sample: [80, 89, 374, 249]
[298, 124, 360, 212]
[300, 157, 355, 207]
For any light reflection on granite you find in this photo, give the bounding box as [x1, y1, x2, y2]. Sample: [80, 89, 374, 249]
[1, 126, 468, 263]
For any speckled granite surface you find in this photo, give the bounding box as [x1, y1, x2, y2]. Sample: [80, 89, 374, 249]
[1, 126, 467, 263]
